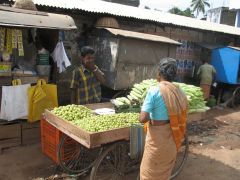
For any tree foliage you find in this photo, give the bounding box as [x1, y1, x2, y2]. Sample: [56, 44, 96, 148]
[168, 7, 194, 18]
[191, 0, 210, 17]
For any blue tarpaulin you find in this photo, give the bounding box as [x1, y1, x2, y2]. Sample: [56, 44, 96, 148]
[211, 46, 240, 85]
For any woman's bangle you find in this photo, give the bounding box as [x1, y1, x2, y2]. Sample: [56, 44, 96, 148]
[93, 66, 98, 72]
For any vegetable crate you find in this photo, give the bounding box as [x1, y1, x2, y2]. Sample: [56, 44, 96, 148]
[40, 117, 77, 164]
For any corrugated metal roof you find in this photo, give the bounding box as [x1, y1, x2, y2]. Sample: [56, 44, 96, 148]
[0, 6, 76, 29]
[32, 0, 240, 36]
[102, 27, 181, 45]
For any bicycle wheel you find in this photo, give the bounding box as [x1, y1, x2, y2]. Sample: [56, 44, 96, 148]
[90, 141, 138, 180]
[57, 134, 103, 174]
[170, 134, 189, 179]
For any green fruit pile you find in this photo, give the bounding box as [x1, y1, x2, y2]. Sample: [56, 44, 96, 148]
[52, 104, 93, 121]
[51, 105, 140, 132]
[75, 113, 140, 132]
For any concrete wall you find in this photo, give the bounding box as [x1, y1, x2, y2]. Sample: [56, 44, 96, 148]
[207, 7, 222, 23]
[221, 8, 236, 26]
[207, 7, 236, 26]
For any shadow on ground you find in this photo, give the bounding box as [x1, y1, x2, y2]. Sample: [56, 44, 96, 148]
[0, 143, 239, 180]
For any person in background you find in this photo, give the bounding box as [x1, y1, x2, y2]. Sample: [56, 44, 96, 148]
[70, 46, 106, 104]
[197, 56, 216, 100]
[139, 58, 188, 180]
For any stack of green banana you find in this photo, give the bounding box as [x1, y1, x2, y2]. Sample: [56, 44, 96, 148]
[173, 82, 210, 113]
[113, 79, 158, 112]
[113, 79, 209, 114]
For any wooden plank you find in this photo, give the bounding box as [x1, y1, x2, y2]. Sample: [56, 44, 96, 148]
[45, 110, 91, 148]
[0, 137, 21, 153]
[0, 120, 40, 150]
[0, 123, 20, 140]
[89, 127, 129, 148]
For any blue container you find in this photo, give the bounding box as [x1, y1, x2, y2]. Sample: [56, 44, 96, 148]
[211, 46, 240, 84]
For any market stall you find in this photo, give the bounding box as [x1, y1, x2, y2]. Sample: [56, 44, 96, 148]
[0, 5, 76, 151]
[42, 78, 207, 179]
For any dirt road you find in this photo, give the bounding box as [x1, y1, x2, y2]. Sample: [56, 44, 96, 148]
[0, 107, 240, 180]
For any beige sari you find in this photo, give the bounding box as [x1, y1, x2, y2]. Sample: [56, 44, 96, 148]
[140, 81, 188, 180]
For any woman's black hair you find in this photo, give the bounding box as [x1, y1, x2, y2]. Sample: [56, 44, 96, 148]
[158, 57, 177, 82]
[81, 46, 95, 57]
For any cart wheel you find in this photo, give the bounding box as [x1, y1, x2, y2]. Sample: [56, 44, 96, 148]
[170, 134, 189, 179]
[90, 141, 132, 180]
[231, 87, 240, 108]
[58, 134, 103, 174]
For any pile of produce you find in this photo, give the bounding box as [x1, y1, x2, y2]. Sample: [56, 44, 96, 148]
[52, 105, 93, 121]
[75, 113, 140, 132]
[51, 105, 140, 132]
[113, 79, 158, 112]
[113, 79, 209, 113]
[174, 82, 209, 113]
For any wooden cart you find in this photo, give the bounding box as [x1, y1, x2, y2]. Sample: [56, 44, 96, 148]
[44, 103, 205, 179]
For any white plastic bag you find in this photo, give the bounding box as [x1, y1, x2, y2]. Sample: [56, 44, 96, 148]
[51, 41, 71, 73]
[0, 84, 30, 121]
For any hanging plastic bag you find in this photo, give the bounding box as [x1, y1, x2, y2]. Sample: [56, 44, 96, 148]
[0, 82, 30, 121]
[28, 79, 58, 122]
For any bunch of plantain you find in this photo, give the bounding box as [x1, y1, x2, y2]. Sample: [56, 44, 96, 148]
[113, 79, 209, 114]
[113, 79, 158, 111]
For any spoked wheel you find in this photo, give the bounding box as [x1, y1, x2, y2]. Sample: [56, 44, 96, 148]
[90, 141, 138, 180]
[57, 134, 103, 174]
[231, 87, 240, 108]
[170, 134, 189, 179]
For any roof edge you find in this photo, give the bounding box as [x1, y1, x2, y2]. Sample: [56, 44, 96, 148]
[98, 27, 181, 45]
